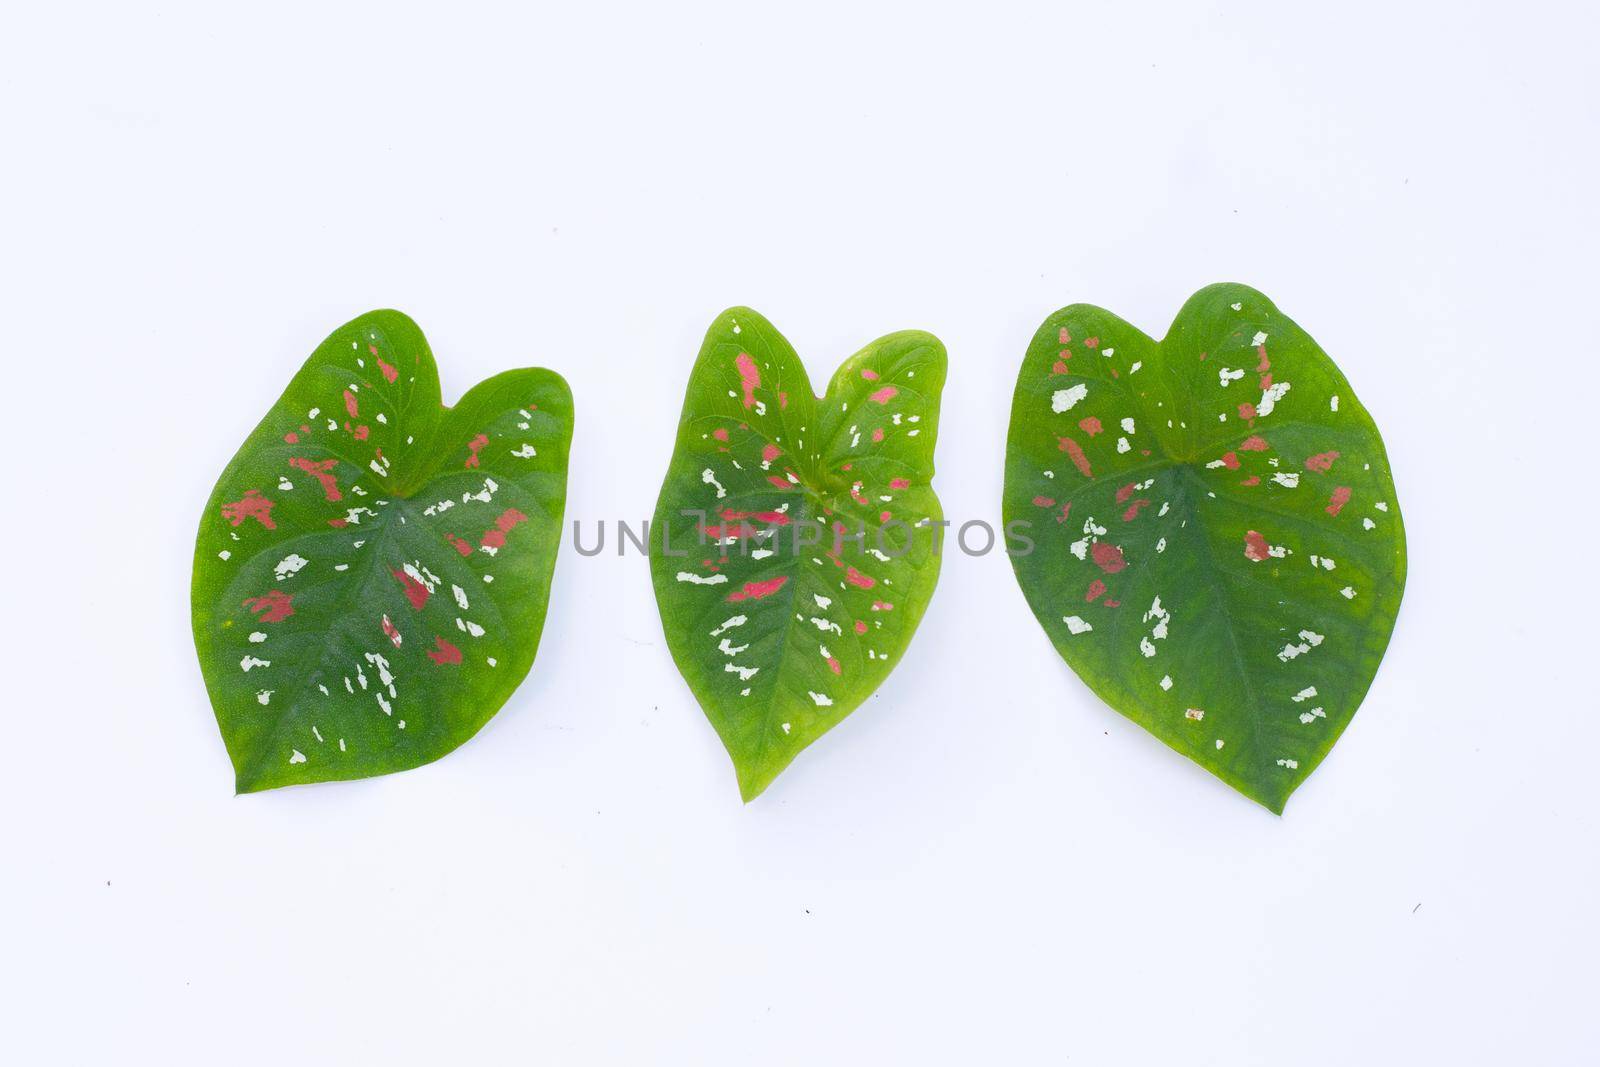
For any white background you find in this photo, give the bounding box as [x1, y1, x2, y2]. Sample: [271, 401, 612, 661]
[2, 1, 1596, 1063]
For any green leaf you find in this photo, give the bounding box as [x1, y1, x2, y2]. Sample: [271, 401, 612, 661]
[1002, 284, 1406, 813]
[191, 310, 573, 792]
[650, 308, 946, 801]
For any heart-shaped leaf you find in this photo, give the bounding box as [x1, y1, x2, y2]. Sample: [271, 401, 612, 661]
[191, 310, 573, 792]
[650, 308, 946, 800]
[1003, 284, 1405, 812]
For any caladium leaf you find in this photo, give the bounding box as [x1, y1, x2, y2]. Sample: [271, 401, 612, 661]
[650, 308, 946, 801]
[191, 310, 573, 792]
[1003, 284, 1405, 813]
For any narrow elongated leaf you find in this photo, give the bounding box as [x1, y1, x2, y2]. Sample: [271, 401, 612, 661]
[192, 310, 573, 792]
[1003, 284, 1405, 812]
[650, 308, 946, 800]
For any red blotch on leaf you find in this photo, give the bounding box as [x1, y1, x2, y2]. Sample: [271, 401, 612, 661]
[1058, 436, 1094, 477]
[1085, 579, 1107, 602]
[243, 589, 294, 623]
[221, 490, 276, 530]
[1305, 450, 1341, 473]
[845, 567, 876, 589]
[464, 433, 489, 469]
[482, 508, 528, 549]
[727, 576, 789, 602]
[1238, 435, 1269, 452]
[289, 457, 342, 502]
[1326, 486, 1352, 516]
[1078, 416, 1102, 437]
[427, 636, 463, 665]
[1244, 530, 1271, 562]
[392, 568, 431, 610]
[1090, 542, 1126, 574]
[735, 352, 760, 409]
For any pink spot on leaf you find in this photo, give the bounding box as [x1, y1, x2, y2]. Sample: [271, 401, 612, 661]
[481, 508, 528, 549]
[735, 352, 761, 409]
[242, 589, 294, 623]
[844, 567, 876, 589]
[1090, 542, 1126, 574]
[727, 576, 789, 602]
[1058, 436, 1093, 478]
[392, 568, 431, 611]
[289, 457, 342, 502]
[221, 490, 276, 530]
[427, 636, 463, 665]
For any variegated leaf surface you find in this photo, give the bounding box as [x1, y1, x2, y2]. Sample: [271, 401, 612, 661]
[1002, 284, 1405, 812]
[192, 310, 573, 792]
[650, 308, 946, 801]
